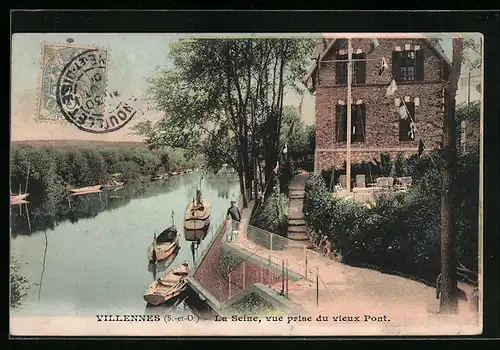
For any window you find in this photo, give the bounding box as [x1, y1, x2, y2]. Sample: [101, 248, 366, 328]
[392, 49, 424, 82]
[335, 53, 366, 85]
[399, 102, 416, 141]
[336, 104, 366, 143]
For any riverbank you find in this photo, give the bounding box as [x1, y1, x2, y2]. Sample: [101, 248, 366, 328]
[10, 172, 241, 317]
[10, 143, 204, 201]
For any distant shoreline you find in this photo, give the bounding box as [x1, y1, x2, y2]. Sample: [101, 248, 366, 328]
[10, 140, 147, 148]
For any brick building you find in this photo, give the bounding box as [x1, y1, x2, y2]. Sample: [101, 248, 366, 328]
[302, 37, 452, 173]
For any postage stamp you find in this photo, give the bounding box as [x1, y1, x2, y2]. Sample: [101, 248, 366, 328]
[56, 49, 138, 133]
[37, 43, 98, 123]
[10, 32, 483, 337]
[37, 43, 139, 133]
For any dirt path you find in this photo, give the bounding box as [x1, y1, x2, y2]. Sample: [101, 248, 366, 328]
[230, 227, 480, 334]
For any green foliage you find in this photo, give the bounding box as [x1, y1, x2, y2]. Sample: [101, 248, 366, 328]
[304, 150, 479, 282]
[10, 144, 202, 203]
[135, 37, 317, 198]
[378, 153, 394, 177]
[250, 184, 290, 239]
[10, 256, 31, 309]
[280, 106, 315, 172]
[225, 292, 279, 316]
[394, 152, 408, 177]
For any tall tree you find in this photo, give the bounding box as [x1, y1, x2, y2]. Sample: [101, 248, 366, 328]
[440, 36, 464, 314]
[134, 38, 316, 206]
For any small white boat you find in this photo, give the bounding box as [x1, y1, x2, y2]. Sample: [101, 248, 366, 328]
[11, 193, 29, 205]
[68, 185, 103, 194]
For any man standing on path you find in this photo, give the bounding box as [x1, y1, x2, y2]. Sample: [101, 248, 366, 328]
[226, 200, 241, 242]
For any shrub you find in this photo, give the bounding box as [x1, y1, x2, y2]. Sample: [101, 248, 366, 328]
[303, 149, 479, 282]
[10, 144, 202, 202]
[118, 161, 143, 183]
[249, 184, 290, 249]
[394, 152, 407, 177]
[10, 256, 31, 309]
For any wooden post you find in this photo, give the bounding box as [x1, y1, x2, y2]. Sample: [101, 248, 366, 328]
[260, 263, 263, 284]
[304, 247, 308, 280]
[316, 267, 319, 308]
[286, 259, 289, 297]
[25, 203, 31, 231]
[268, 255, 271, 287]
[346, 37, 353, 194]
[242, 262, 246, 290]
[281, 259, 285, 294]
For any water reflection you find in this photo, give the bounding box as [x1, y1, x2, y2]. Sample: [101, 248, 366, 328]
[147, 246, 180, 281]
[10, 172, 240, 317]
[10, 173, 200, 238]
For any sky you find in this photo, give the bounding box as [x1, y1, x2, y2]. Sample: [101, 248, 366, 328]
[11, 33, 482, 142]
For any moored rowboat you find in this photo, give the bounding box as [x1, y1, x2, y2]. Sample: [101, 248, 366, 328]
[10, 193, 29, 205]
[68, 185, 103, 193]
[143, 262, 190, 306]
[184, 227, 209, 242]
[184, 200, 211, 231]
[147, 226, 180, 262]
[102, 181, 125, 190]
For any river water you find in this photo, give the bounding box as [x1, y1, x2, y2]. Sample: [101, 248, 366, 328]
[10, 172, 240, 317]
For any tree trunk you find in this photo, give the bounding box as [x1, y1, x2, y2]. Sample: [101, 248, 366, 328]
[440, 36, 463, 314]
[237, 149, 248, 209]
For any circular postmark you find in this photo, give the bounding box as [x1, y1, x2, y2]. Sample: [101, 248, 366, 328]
[56, 49, 138, 134]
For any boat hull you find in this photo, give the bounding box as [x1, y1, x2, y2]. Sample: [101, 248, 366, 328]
[184, 227, 209, 242]
[184, 218, 210, 231]
[144, 263, 190, 306]
[184, 200, 211, 231]
[11, 194, 29, 205]
[147, 233, 180, 262]
[68, 185, 102, 193]
[144, 284, 188, 306]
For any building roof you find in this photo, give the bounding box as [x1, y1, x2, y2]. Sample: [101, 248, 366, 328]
[301, 37, 452, 91]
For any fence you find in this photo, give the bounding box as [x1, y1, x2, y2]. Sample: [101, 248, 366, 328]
[191, 211, 230, 271]
[226, 249, 290, 301]
[229, 222, 338, 308]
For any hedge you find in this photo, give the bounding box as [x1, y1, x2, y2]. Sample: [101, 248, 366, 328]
[304, 150, 479, 283]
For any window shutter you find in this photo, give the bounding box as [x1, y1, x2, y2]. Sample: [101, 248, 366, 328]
[358, 53, 366, 83]
[408, 102, 416, 122]
[415, 49, 425, 81]
[335, 55, 342, 85]
[392, 51, 401, 81]
[335, 104, 343, 141]
[359, 103, 366, 141]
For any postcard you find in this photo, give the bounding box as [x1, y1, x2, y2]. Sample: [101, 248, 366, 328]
[10, 32, 483, 337]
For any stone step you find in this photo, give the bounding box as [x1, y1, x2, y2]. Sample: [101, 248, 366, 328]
[289, 194, 305, 200]
[288, 219, 306, 226]
[287, 225, 309, 234]
[286, 231, 310, 241]
[288, 213, 305, 220]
